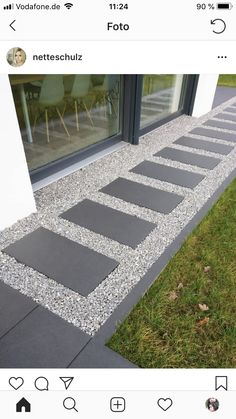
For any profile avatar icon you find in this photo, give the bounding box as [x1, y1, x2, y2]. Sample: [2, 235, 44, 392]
[7, 47, 26, 67]
[206, 398, 219, 412]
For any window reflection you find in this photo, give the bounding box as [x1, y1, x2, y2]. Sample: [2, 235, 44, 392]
[141, 75, 184, 128]
[9, 74, 121, 171]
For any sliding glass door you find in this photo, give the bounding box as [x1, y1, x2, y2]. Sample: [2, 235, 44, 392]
[9, 74, 122, 172]
[9, 74, 194, 180]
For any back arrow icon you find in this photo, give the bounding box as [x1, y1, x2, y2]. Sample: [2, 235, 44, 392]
[211, 18, 226, 34]
[9, 20, 16, 31]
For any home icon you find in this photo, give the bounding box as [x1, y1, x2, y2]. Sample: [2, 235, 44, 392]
[16, 397, 31, 412]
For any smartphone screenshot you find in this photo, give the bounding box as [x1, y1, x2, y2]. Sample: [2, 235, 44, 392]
[0, 0, 235, 417]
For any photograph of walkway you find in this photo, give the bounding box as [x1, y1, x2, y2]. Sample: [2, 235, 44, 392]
[1, 93, 236, 367]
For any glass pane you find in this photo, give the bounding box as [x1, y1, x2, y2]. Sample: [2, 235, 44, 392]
[141, 75, 184, 128]
[9, 74, 121, 171]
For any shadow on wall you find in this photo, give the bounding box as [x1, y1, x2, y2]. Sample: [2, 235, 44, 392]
[213, 86, 236, 108]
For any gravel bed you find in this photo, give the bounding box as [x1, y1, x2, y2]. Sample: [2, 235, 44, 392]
[0, 96, 236, 336]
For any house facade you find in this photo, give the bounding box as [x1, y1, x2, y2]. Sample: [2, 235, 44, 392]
[0, 74, 219, 230]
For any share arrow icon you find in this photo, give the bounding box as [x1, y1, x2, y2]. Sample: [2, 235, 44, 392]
[60, 377, 74, 390]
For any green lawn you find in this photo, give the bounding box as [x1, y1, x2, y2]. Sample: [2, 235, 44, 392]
[218, 75, 236, 88]
[107, 178, 236, 368]
[142, 75, 176, 96]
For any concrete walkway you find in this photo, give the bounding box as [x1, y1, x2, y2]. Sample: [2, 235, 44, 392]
[1, 97, 236, 367]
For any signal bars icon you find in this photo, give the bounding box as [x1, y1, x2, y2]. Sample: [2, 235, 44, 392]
[3, 3, 14, 9]
[64, 2, 73, 9]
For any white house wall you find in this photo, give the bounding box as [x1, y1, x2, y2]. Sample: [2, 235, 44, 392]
[0, 74, 36, 231]
[192, 74, 219, 117]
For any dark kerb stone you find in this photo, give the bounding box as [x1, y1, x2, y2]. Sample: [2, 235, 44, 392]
[203, 119, 236, 132]
[0, 281, 37, 339]
[100, 177, 184, 214]
[60, 199, 156, 249]
[130, 160, 204, 189]
[0, 306, 90, 368]
[190, 126, 236, 143]
[215, 112, 236, 123]
[3, 227, 119, 297]
[154, 147, 221, 169]
[175, 136, 233, 155]
[69, 341, 136, 368]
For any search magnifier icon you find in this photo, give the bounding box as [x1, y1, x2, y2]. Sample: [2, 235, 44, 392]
[63, 397, 78, 412]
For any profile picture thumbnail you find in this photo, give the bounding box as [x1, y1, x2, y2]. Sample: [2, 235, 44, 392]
[205, 398, 219, 412]
[6, 47, 26, 67]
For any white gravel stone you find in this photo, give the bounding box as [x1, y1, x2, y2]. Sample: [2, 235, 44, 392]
[1, 95, 236, 336]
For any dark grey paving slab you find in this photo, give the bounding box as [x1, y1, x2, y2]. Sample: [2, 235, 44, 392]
[0, 282, 37, 339]
[224, 107, 236, 113]
[190, 126, 236, 143]
[203, 119, 236, 132]
[216, 112, 236, 123]
[3, 227, 119, 297]
[130, 160, 204, 189]
[0, 306, 90, 368]
[60, 199, 156, 249]
[100, 178, 184, 214]
[175, 136, 233, 155]
[69, 341, 136, 368]
[154, 147, 221, 169]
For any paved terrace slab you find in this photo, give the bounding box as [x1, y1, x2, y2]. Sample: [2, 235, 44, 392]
[1, 94, 236, 367]
[0, 281, 37, 339]
[0, 306, 90, 368]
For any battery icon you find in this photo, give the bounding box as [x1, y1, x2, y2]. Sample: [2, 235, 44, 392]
[217, 2, 233, 9]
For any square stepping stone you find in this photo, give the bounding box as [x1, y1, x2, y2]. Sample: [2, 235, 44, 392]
[3, 227, 119, 297]
[175, 136, 233, 155]
[0, 306, 90, 368]
[100, 177, 184, 214]
[0, 282, 37, 339]
[190, 127, 236, 143]
[215, 112, 236, 123]
[60, 199, 156, 249]
[203, 119, 236, 132]
[130, 160, 204, 189]
[154, 147, 221, 169]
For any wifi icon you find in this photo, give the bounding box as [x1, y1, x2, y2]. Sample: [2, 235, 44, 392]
[64, 2, 73, 9]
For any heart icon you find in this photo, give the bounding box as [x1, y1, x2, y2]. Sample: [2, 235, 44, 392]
[9, 377, 24, 390]
[157, 398, 173, 411]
